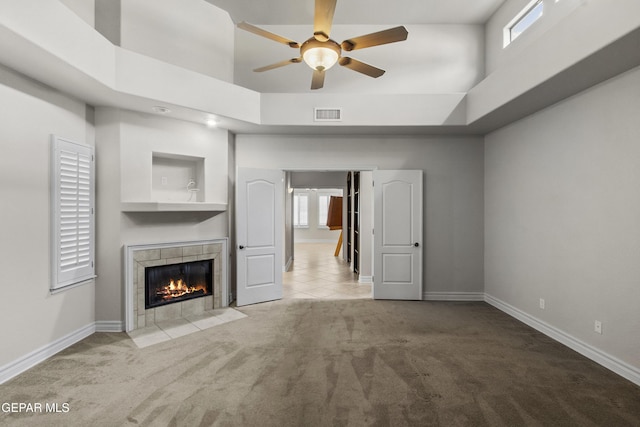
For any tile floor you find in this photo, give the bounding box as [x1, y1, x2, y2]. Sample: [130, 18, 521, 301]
[127, 308, 247, 348]
[283, 242, 372, 300]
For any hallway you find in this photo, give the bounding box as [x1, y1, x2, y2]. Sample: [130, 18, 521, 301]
[283, 243, 371, 300]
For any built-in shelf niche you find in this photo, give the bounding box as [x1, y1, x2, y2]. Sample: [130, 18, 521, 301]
[151, 152, 204, 203]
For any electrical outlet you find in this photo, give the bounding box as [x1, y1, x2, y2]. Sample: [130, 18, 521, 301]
[161, 176, 168, 185]
[539, 298, 545, 309]
[594, 320, 602, 334]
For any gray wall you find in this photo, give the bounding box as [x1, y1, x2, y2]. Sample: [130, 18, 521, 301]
[94, 108, 230, 323]
[60, 0, 96, 27]
[293, 189, 343, 243]
[283, 172, 293, 271]
[484, 0, 582, 75]
[235, 134, 485, 297]
[0, 65, 96, 367]
[290, 171, 348, 189]
[485, 66, 640, 371]
[119, 0, 234, 81]
[290, 172, 347, 263]
[290, 171, 345, 243]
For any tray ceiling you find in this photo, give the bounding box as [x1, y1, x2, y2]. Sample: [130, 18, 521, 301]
[205, 0, 507, 25]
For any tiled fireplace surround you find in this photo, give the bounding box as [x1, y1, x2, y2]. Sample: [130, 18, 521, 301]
[125, 239, 228, 332]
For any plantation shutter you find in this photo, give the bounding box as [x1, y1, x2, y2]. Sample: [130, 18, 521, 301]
[51, 135, 95, 290]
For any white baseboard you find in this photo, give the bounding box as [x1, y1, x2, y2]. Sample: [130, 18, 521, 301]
[0, 323, 95, 385]
[283, 256, 293, 272]
[485, 293, 640, 387]
[423, 291, 484, 301]
[358, 275, 372, 284]
[95, 321, 124, 332]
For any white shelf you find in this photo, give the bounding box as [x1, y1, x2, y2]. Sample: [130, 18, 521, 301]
[121, 202, 227, 212]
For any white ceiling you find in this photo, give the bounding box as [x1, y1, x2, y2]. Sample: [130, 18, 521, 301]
[204, 0, 507, 25]
[205, 0, 506, 94]
[3, 0, 638, 136]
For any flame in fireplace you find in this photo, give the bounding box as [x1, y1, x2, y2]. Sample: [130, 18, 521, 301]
[157, 278, 208, 301]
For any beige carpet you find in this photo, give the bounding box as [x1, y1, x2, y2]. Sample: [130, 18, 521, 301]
[1, 299, 639, 426]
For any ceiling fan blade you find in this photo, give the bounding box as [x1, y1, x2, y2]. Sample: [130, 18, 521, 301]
[238, 22, 300, 48]
[313, 0, 337, 42]
[339, 57, 385, 78]
[254, 58, 302, 72]
[341, 26, 408, 51]
[311, 69, 326, 90]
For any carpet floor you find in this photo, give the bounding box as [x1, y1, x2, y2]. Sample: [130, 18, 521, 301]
[1, 299, 639, 426]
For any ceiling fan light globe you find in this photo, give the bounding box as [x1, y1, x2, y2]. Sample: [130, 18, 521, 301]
[303, 46, 339, 71]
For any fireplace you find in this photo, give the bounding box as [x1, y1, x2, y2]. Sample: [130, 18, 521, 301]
[125, 239, 228, 331]
[145, 259, 212, 309]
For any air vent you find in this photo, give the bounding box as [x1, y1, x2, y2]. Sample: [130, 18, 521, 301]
[314, 108, 342, 122]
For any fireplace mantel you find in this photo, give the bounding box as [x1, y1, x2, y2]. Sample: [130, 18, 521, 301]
[124, 239, 228, 332]
[121, 202, 227, 212]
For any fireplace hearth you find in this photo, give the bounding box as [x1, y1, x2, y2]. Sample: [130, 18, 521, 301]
[145, 260, 212, 309]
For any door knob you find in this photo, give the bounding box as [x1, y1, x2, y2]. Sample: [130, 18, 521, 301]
[414, 242, 420, 247]
[239, 245, 245, 250]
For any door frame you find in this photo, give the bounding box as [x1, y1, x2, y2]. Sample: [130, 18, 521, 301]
[282, 167, 376, 286]
[233, 165, 424, 304]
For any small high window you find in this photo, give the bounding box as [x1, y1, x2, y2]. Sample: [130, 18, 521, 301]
[504, 0, 544, 47]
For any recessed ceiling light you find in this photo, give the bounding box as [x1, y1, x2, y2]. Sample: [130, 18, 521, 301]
[152, 106, 171, 114]
[206, 118, 218, 127]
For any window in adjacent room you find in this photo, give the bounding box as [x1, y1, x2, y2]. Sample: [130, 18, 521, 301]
[504, 0, 544, 47]
[293, 190, 309, 228]
[51, 135, 96, 291]
[318, 193, 330, 227]
[317, 190, 343, 228]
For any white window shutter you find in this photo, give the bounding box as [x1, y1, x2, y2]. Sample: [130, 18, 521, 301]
[51, 135, 95, 290]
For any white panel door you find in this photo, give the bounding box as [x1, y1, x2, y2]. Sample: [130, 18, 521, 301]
[373, 170, 423, 300]
[236, 168, 283, 306]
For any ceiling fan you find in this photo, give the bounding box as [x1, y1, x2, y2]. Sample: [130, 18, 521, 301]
[237, 0, 408, 90]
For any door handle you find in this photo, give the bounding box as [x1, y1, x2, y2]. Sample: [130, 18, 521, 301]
[414, 242, 420, 247]
[239, 245, 245, 250]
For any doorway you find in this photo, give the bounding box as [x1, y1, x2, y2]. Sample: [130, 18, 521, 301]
[235, 167, 423, 306]
[283, 170, 373, 300]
